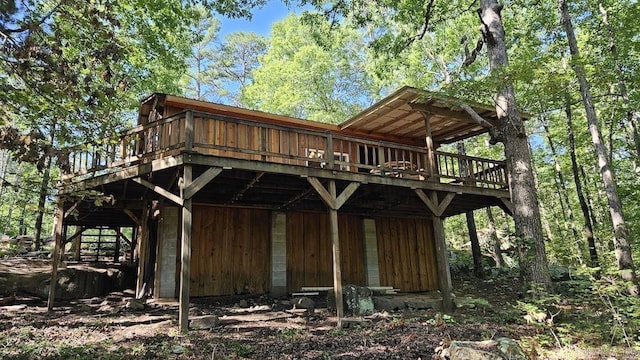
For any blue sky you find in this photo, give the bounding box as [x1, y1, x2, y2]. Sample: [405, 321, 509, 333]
[218, 1, 294, 37]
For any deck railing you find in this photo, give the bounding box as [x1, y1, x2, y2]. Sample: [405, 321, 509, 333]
[63, 110, 507, 189]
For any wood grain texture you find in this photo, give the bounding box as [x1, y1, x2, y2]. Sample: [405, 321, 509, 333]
[190, 206, 271, 296]
[375, 217, 438, 292]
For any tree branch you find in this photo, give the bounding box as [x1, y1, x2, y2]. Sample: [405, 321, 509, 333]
[404, 0, 436, 48]
[458, 103, 494, 128]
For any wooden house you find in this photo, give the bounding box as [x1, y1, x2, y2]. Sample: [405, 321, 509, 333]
[50, 86, 513, 330]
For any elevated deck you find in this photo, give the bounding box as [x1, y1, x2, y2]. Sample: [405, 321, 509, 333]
[60, 108, 510, 226]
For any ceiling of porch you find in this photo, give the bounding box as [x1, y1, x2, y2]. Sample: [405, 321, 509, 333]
[339, 86, 505, 145]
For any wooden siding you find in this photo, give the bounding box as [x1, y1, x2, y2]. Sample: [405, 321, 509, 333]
[375, 217, 438, 292]
[286, 212, 366, 292]
[190, 206, 271, 296]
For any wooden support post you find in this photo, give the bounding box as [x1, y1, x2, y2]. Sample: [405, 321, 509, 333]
[432, 216, 452, 312]
[306, 178, 360, 328]
[74, 233, 81, 261]
[136, 204, 150, 297]
[96, 227, 102, 261]
[326, 133, 334, 169]
[47, 201, 65, 311]
[179, 165, 193, 332]
[424, 115, 435, 179]
[114, 227, 121, 262]
[185, 110, 194, 152]
[328, 180, 344, 328]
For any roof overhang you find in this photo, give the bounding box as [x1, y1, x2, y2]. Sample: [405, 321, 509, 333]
[340, 86, 515, 145]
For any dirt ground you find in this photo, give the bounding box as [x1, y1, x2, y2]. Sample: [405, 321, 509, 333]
[1, 259, 639, 359]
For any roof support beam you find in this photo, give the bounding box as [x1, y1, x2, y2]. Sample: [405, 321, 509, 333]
[123, 209, 142, 227]
[499, 198, 514, 216]
[415, 190, 455, 217]
[183, 167, 222, 199]
[133, 177, 183, 206]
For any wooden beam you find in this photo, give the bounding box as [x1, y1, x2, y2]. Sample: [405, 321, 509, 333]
[114, 227, 132, 245]
[499, 198, 514, 216]
[410, 102, 497, 127]
[423, 114, 436, 178]
[47, 201, 65, 311]
[437, 193, 456, 216]
[335, 182, 360, 209]
[458, 103, 495, 129]
[432, 216, 453, 312]
[328, 180, 344, 328]
[64, 226, 86, 245]
[307, 177, 336, 210]
[279, 187, 314, 210]
[230, 172, 264, 203]
[187, 154, 511, 198]
[184, 110, 194, 152]
[415, 189, 439, 216]
[179, 165, 193, 332]
[183, 167, 222, 199]
[64, 200, 81, 219]
[73, 227, 82, 261]
[114, 227, 121, 262]
[136, 202, 150, 298]
[123, 209, 142, 227]
[133, 177, 183, 206]
[60, 155, 183, 194]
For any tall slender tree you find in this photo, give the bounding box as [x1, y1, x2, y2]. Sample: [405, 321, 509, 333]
[558, 0, 636, 290]
[565, 93, 600, 268]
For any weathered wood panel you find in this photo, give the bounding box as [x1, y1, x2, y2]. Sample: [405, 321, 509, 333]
[375, 217, 438, 292]
[190, 206, 271, 296]
[286, 212, 365, 292]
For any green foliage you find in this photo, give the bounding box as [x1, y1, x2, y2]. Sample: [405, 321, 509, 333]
[242, 14, 378, 123]
[228, 340, 254, 357]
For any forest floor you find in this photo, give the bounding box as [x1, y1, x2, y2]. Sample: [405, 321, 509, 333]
[1, 259, 639, 359]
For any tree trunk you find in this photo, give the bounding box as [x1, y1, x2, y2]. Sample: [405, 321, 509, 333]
[486, 207, 504, 267]
[466, 211, 483, 278]
[542, 115, 582, 260]
[559, 0, 636, 290]
[34, 155, 52, 250]
[565, 94, 600, 269]
[480, 0, 552, 291]
[457, 142, 484, 278]
[597, 0, 640, 167]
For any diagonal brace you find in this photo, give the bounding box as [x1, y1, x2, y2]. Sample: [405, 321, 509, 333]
[183, 167, 222, 199]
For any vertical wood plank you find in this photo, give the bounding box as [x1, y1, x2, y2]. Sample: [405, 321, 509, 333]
[405, 219, 418, 290]
[415, 219, 429, 290]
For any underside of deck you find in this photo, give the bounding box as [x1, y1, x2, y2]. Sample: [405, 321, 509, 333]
[62, 153, 511, 227]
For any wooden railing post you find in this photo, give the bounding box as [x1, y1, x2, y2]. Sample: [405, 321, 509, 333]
[185, 110, 194, 152]
[326, 132, 334, 169]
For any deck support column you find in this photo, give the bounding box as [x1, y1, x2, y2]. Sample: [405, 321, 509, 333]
[415, 189, 454, 312]
[432, 216, 452, 312]
[136, 201, 150, 298]
[307, 178, 360, 328]
[179, 165, 193, 333]
[47, 200, 65, 311]
[328, 180, 343, 328]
